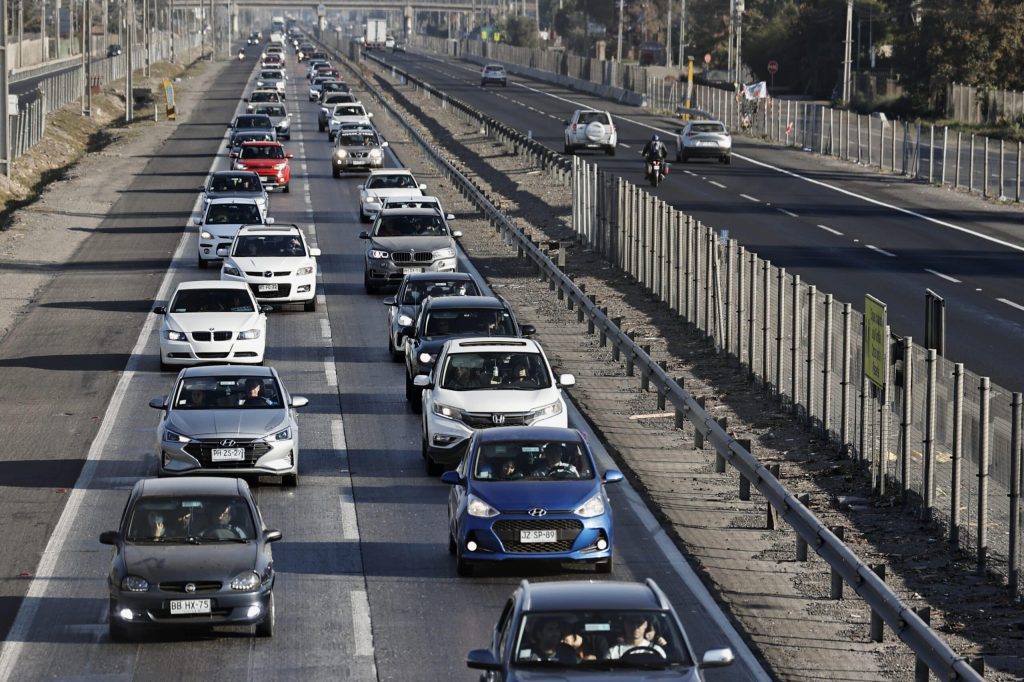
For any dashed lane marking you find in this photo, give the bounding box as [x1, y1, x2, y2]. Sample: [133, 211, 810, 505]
[866, 244, 897, 258]
[924, 268, 961, 284]
[817, 224, 844, 236]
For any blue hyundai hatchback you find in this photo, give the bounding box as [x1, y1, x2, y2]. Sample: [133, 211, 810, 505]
[441, 426, 622, 576]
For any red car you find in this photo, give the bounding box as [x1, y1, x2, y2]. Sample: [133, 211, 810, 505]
[232, 141, 293, 192]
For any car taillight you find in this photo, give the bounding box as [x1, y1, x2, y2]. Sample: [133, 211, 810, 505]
[572, 124, 577, 131]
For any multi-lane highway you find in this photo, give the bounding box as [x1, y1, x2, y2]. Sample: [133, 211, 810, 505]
[370, 48, 1024, 393]
[0, 48, 767, 679]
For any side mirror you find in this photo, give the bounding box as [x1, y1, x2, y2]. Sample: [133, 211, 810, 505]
[309, 247, 322, 257]
[192, 217, 203, 226]
[417, 183, 427, 190]
[229, 151, 238, 158]
[285, 152, 294, 158]
[558, 373, 576, 387]
[358, 231, 370, 239]
[701, 648, 735, 668]
[440, 470, 464, 486]
[243, 97, 249, 102]
[290, 396, 309, 408]
[152, 306, 166, 315]
[381, 141, 389, 148]
[446, 214, 455, 221]
[264, 529, 283, 543]
[266, 217, 276, 225]
[520, 324, 536, 337]
[603, 470, 624, 485]
[451, 230, 463, 239]
[563, 120, 570, 126]
[466, 648, 501, 671]
[413, 374, 431, 388]
[99, 530, 120, 545]
[400, 325, 416, 339]
[199, 184, 207, 192]
[367, 112, 374, 118]
[216, 247, 229, 258]
[382, 296, 397, 306]
[261, 305, 274, 313]
[148, 397, 167, 410]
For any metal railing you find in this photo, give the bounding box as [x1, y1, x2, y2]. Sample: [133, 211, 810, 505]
[342, 40, 989, 680]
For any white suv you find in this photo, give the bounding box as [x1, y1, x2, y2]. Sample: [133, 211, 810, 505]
[563, 109, 617, 156]
[219, 224, 321, 311]
[194, 197, 271, 268]
[415, 338, 575, 469]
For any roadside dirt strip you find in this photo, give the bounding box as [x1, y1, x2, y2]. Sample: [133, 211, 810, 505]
[355, 60, 1023, 680]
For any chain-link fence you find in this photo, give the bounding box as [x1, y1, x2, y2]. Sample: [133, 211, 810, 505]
[948, 82, 1024, 125]
[570, 155, 1024, 591]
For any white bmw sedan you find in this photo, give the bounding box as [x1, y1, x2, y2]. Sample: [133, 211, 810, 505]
[153, 281, 268, 371]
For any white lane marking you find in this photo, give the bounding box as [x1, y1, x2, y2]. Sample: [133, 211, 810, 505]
[324, 355, 338, 386]
[709, 181, 726, 189]
[619, 143, 630, 149]
[778, 208, 799, 218]
[332, 419, 360, 541]
[320, 318, 331, 338]
[817, 224, 844, 236]
[866, 244, 897, 258]
[997, 297, 1024, 312]
[317, 294, 327, 306]
[350, 590, 377, 661]
[307, 224, 317, 236]
[740, 193, 759, 203]
[924, 268, 961, 283]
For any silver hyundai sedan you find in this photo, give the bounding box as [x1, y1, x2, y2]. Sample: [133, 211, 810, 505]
[150, 365, 308, 486]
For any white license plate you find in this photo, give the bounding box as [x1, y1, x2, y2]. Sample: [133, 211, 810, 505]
[401, 267, 424, 274]
[169, 599, 211, 615]
[211, 448, 245, 461]
[258, 284, 279, 292]
[697, 141, 716, 147]
[520, 529, 558, 543]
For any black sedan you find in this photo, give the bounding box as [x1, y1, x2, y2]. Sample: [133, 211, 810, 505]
[383, 272, 480, 360]
[99, 476, 282, 640]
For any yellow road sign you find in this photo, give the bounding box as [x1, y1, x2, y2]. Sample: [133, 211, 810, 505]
[163, 80, 176, 121]
[864, 295, 887, 389]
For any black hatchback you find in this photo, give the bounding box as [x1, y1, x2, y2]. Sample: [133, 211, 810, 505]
[99, 476, 282, 640]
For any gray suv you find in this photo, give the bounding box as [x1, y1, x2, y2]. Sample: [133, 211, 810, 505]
[332, 126, 388, 176]
[359, 207, 462, 293]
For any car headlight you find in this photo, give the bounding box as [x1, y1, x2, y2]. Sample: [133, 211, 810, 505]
[230, 571, 261, 591]
[234, 162, 248, 170]
[369, 249, 389, 259]
[256, 80, 265, 87]
[223, 265, 241, 276]
[467, 494, 500, 518]
[528, 400, 563, 423]
[267, 427, 291, 441]
[419, 352, 434, 365]
[368, 148, 383, 159]
[432, 402, 460, 420]
[397, 314, 413, 327]
[200, 230, 213, 239]
[163, 429, 190, 443]
[334, 149, 348, 159]
[433, 247, 455, 259]
[238, 329, 261, 340]
[574, 493, 606, 518]
[164, 330, 186, 341]
[363, 196, 380, 205]
[295, 265, 314, 276]
[121, 575, 150, 592]
[272, 163, 287, 170]
[320, 107, 328, 114]
[279, 119, 290, 129]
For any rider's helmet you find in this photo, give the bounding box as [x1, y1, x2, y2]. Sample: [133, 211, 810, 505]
[651, 134, 660, 142]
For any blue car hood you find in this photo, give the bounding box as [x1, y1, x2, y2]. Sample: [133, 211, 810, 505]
[472, 480, 599, 513]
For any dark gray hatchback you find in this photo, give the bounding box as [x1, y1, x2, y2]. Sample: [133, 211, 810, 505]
[99, 476, 282, 640]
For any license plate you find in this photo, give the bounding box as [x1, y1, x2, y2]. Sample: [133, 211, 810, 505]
[698, 141, 716, 147]
[211, 448, 245, 461]
[169, 599, 211, 615]
[520, 529, 558, 543]
[258, 284, 279, 292]
[401, 267, 424, 274]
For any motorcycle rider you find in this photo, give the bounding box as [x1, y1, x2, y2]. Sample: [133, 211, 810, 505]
[641, 134, 667, 181]
[238, 47, 245, 61]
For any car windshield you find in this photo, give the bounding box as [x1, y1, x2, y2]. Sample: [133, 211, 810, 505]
[367, 174, 416, 190]
[125, 495, 257, 542]
[333, 105, 364, 116]
[691, 122, 727, 134]
[512, 611, 691, 668]
[338, 132, 377, 147]
[374, 214, 447, 237]
[169, 288, 256, 313]
[233, 234, 306, 258]
[235, 116, 272, 129]
[209, 174, 260, 193]
[249, 91, 278, 102]
[439, 351, 550, 391]
[472, 440, 593, 481]
[577, 111, 610, 125]
[172, 375, 283, 410]
[254, 105, 286, 117]
[206, 203, 262, 224]
[233, 132, 273, 147]
[423, 309, 515, 338]
[400, 278, 477, 305]
[259, 71, 280, 79]
[323, 83, 350, 93]
[324, 94, 354, 105]
[240, 145, 285, 160]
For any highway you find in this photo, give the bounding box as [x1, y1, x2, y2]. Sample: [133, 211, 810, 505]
[371, 48, 1024, 393]
[0, 51, 766, 679]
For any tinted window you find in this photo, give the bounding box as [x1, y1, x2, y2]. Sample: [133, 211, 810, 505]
[126, 495, 257, 542]
[473, 440, 592, 481]
[367, 174, 416, 189]
[172, 375, 283, 410]
[400, 278, 477, 305]
[249, 91, 278, 102]
[439, 351, 550, 391]
[253, 105, 286, 117]
[169, 288, 256, 313]
[239, 145, 285, 159]
[206, 203, 262, 224]
[691, 122, 727, 134]
[374, 214, 446, 238]
[338, 133, 378, 147]
[235, 115, 272, 129]
[334, 106, 363, 116]
[577, 111, 610, 125]
[234, 234, 306, 258]
[423, 309, 515, 338]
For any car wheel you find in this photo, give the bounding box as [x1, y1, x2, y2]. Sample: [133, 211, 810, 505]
[304, 298, 316, 312]
[282, 472, 298, 487]
[422, 439, 441, 476]
[318, 122, 325, 132]
[332, 167, 340, 178]
[159, 360, 173, 373]
[364, 272, 378, 295]
[408, 377, 423, 413]
[197, 257, 208, 269]
[389, 337, 403, 362]
[255, 592, 275, 637]
[328, 132, 335, 142]
[109, 616, 131, 642]
[448, 528, 456, 555]
[282, 183, 290, 193]
[359, 211, 371, 223]
[679, 152, 688, 163]
[676, 151, 682, 162]
[723, 155, 731, 165]
[456, 550, 475, 577]
[563, 144, 572, 155]
[606, 146, 615, 156]
[596, 556, 613, 574]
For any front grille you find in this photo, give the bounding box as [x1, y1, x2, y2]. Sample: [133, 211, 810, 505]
[493, 519, 583, 553]
[462, 412, 529, 429]
[248, 283, 292, 298]
[183, 439, 273, 468]
[195, 352, 230, 359]
[192, 331, 234, 342]
[244, 271, 291, 277]
[160, 581, 222, 593]
[391, 251, 435, 264]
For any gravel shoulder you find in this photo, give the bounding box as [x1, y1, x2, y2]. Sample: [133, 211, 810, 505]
[355, 56, 1024, 680]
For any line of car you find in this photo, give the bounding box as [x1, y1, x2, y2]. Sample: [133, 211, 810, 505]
[98, 32, 737, 679]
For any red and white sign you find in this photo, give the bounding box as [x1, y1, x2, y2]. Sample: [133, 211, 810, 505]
[767, 60, 779, 75]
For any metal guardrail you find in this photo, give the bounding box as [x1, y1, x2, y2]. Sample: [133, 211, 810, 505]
[309, 34, 989, 682]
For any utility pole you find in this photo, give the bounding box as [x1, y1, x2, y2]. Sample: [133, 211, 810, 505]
[82, 0, 90, 114]
[1, 0, 10, 176]
[677, 0, 684, 69]
[41, 0, 47, 60]
[734, 0, 743, 86]
[665, 0, 671, 68]
[615, 0, 622, 61]
[143, 0, 149, 76]
[842, 0, 853, 103]
[169, 0, 174, 63]
[18, 0, 23, 68]
[125, 0, 133, 122]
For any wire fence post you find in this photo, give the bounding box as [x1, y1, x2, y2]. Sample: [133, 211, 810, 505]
[977, 376, 991, 570]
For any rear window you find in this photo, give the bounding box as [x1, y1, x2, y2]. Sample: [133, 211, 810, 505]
[240, 145, 285, 159]
[691, 122, 727, 134]
[235, 115, 272, 129]
[577, 111, 611, 125]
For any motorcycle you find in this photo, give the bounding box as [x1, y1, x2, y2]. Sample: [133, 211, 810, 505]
[646, 158, 668, 187]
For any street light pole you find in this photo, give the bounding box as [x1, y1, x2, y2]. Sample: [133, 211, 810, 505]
[615, 0, 622, 62]
[734, 0, 743, 86]
[1, 0, 10, 176]
[126, 0, 133, 122]
[665, 0, 671, 68]
[678, 0, 684, 68]
[842, 0, 853, 103]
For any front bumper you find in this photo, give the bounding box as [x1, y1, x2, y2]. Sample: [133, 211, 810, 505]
[109, 585, 272, 628]
[364, 256, 457, 287]
[456, 512, 612, 564]
[159, 338, 264, 366]
[158, 438, 296, 477]
[424, 410, 566, 466]
[238, 167, 290, 190]
[332, 155, 385, 173]
[222, 272, 316, 304]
